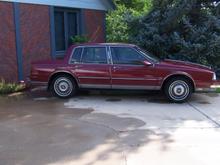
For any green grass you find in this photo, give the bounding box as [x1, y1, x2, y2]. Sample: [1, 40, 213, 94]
[217, 88, 220, 93]
[0, 79, 25, 95]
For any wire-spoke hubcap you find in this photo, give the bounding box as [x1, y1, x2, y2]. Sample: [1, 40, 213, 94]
[54, 77, 73, 97]
[169, 80, 190, 101]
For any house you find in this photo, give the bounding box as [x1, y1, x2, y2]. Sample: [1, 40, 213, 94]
[0, 0, 115, 82]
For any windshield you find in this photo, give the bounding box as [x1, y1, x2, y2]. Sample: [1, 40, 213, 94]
[135, 47, 160, 63]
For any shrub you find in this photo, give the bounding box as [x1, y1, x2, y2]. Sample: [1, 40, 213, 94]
[129, 0, 220, 69]
[70, 35, 89, 44]
[0, 79, 25, 95]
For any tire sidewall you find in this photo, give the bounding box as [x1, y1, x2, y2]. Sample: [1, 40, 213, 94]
[51, 75, 76, 98]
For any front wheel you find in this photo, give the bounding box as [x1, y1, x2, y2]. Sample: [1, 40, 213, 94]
[51, 75, 77, 98]
[164, 77, 193, 103]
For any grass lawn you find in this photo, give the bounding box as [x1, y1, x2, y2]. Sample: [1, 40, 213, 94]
[217, 88, 220, 93]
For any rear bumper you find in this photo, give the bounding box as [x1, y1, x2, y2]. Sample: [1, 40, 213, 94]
[25, 78, 48, 88]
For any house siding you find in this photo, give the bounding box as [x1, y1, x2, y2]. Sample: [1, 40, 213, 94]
[0, 2, 18, 82]
[84, 9, 106, 43]
[19, 3, 51, 79]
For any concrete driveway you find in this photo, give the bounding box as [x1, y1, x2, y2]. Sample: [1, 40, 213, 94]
[0, 90, 220, 165]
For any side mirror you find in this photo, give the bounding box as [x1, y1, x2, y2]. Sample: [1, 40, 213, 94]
[142, 60, 152, 66]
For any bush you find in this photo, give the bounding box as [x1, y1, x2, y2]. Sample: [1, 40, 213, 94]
[0, 80, 25, 95]
[129, 0, 220, 69]
[70, 35, 89, 44]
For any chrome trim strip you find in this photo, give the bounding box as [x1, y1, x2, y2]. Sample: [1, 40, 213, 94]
[112, 85, 161, 90]
[80, 84, 111, 89]
[30, 81, 48, 86]
[112, 77, 161, 81]
[79, 84, 160, 90]
[78, 76, 110, 80]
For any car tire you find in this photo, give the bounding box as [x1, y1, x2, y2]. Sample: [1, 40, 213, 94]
[51, 75, 77, 98]
[164, 77, 193, 103]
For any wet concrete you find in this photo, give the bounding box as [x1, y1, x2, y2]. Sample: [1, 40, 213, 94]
[1, 89, 220, 165]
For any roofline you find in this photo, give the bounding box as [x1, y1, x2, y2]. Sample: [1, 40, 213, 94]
[0, 0, 115, 11]
[71, 43, 137, 47]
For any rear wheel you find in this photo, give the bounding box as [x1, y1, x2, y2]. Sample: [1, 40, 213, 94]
[164, 77, 193, 103]
[51, 75, 77, 98]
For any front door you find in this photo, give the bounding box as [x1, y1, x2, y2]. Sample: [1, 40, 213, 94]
[110, 46, 160, 90]
[70, 46, 111, 88]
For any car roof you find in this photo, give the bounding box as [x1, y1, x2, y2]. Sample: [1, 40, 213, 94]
[71, 43, 137, 48]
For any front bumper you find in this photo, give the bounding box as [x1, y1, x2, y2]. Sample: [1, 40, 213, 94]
[196, 80, 220, 93]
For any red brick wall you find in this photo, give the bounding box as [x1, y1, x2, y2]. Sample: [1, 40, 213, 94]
[19, 4, 51, 78]
[0, 2, 18, 82]
[84, 9, 106, 43]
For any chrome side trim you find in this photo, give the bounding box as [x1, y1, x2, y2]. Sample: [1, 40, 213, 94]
[112, 77, 161, 81]
[30, 81, 48, 86]
[111, 85, 160, 90]
[79, 84, 111, 89]
[78, 76, 110, 80]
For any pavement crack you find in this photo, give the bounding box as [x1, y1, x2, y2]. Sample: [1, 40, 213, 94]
[188, 102, 220, 128]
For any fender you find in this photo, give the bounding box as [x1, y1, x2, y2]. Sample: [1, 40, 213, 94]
[161, 71, 196, 89]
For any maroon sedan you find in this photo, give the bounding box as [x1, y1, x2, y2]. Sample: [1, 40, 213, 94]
[30, 43, 220, 103]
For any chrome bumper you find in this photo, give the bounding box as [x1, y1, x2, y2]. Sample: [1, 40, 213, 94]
[25, 78, 48, 88]
[196, 81, 220, 93]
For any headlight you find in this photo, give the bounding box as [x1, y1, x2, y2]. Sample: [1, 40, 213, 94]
[213, 72, 217, 80]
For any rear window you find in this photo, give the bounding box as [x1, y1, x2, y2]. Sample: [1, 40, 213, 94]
[70, 48, 82, 63]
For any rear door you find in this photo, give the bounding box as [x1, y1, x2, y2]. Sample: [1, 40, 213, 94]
[110, 46, 159, 89]
[69, 46, 111, 89]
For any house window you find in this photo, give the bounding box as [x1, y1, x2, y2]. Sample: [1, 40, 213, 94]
[54, 8, 79, 56]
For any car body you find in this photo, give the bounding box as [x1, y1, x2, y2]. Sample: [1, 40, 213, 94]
[29, 43, 220, 102]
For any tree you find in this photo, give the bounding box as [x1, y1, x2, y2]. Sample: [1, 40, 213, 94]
[130, 0, 220, 68]
[106, 0, 152, 42]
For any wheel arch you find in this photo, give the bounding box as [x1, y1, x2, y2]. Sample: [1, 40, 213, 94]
[48, 71, 79, 90]
[161, 73, 196, 92]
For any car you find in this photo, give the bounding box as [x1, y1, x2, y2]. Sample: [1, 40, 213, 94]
[29, 43, 220, 103]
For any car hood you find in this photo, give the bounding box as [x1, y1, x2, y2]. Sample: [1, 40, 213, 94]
[159, 59, 212, 71]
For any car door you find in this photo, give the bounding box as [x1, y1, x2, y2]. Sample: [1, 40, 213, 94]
[110, 46, 160, 89]
[69, 46, 111, 89]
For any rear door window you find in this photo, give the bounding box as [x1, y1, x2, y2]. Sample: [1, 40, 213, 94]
[81, 47, 107, 64]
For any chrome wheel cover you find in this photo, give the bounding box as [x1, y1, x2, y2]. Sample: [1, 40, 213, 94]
[54, 77, 73, 97]
[168, 80, 190, 101]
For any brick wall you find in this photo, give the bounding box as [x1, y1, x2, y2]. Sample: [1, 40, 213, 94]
[0, 3, 106, 82]
[19, 4, 51, 78]
[84, 9, 106, 43]
[0, 2, 18, 82]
